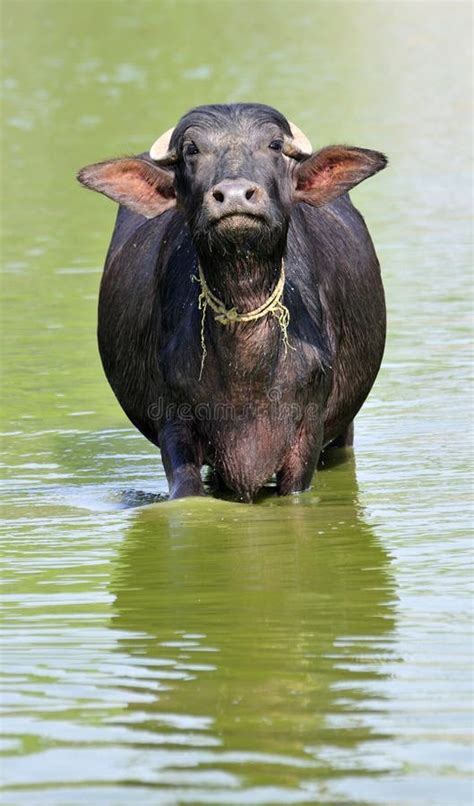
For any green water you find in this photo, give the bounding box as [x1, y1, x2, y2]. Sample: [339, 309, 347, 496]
[1, 2, 472, 804]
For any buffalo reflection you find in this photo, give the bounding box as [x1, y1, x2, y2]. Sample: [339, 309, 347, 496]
[109, 454, 397, 790]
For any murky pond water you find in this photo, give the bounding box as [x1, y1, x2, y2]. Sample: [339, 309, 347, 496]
[1, 2, 472, 804]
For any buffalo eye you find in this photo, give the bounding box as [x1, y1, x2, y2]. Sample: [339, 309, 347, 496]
[269, 139, 283, 152]
[184, 142, 199, 156]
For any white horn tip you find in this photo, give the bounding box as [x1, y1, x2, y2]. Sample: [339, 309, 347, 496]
[288, 121, 313, 155]
[150, 127, 175, 161]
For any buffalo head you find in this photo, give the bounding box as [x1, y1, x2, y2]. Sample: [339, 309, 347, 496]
[78, 103, 386, 259]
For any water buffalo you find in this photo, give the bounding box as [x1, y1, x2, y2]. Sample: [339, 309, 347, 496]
[77, 103, 387, 501]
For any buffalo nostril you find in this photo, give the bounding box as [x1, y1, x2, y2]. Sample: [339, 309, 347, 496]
[245, 187, 256, 201]
[213, 190, 225, 203]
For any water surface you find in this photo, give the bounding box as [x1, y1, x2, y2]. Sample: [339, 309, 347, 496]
[1, 2, 472, 804]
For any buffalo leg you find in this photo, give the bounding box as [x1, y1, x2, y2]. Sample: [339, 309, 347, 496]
[327, 420, 354, 448]
[159, 421, 205, 499]
[276, 422, 324, 496]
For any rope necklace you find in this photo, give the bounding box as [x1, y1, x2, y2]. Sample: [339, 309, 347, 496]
[193, 261, 292, 380]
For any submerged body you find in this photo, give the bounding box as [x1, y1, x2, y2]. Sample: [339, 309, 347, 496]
[79, 103, 387, 500]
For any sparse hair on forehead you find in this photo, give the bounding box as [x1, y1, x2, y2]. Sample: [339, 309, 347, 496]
[170, 103, 292, 147]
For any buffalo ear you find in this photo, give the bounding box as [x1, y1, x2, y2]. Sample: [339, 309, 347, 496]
[294, 146, 387, 207]
[77, 158, 176, 218]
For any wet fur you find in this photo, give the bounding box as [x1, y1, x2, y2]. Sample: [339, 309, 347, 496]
[82, 103, 386, 501]
[98, 195, 385, 500]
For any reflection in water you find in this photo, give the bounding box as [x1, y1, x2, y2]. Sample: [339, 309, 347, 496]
[1, 0, 471, 801]
[109, 456, 397, 798]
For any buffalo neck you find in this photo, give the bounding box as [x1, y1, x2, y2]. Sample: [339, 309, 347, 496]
[193, 241, 289, 383]
[195, 241, 285, 314]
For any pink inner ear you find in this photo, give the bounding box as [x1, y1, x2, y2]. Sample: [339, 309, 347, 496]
[119, 167, 169, 202]
[294, 146, 386, 207]
[78, 158, 176, 218]
[297, 163, 335, 193]
[108, 161, 174, 198]
[297, 150, 358, 192]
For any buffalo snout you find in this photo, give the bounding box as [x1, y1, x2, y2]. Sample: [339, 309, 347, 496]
[206, 178, 268, 223]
